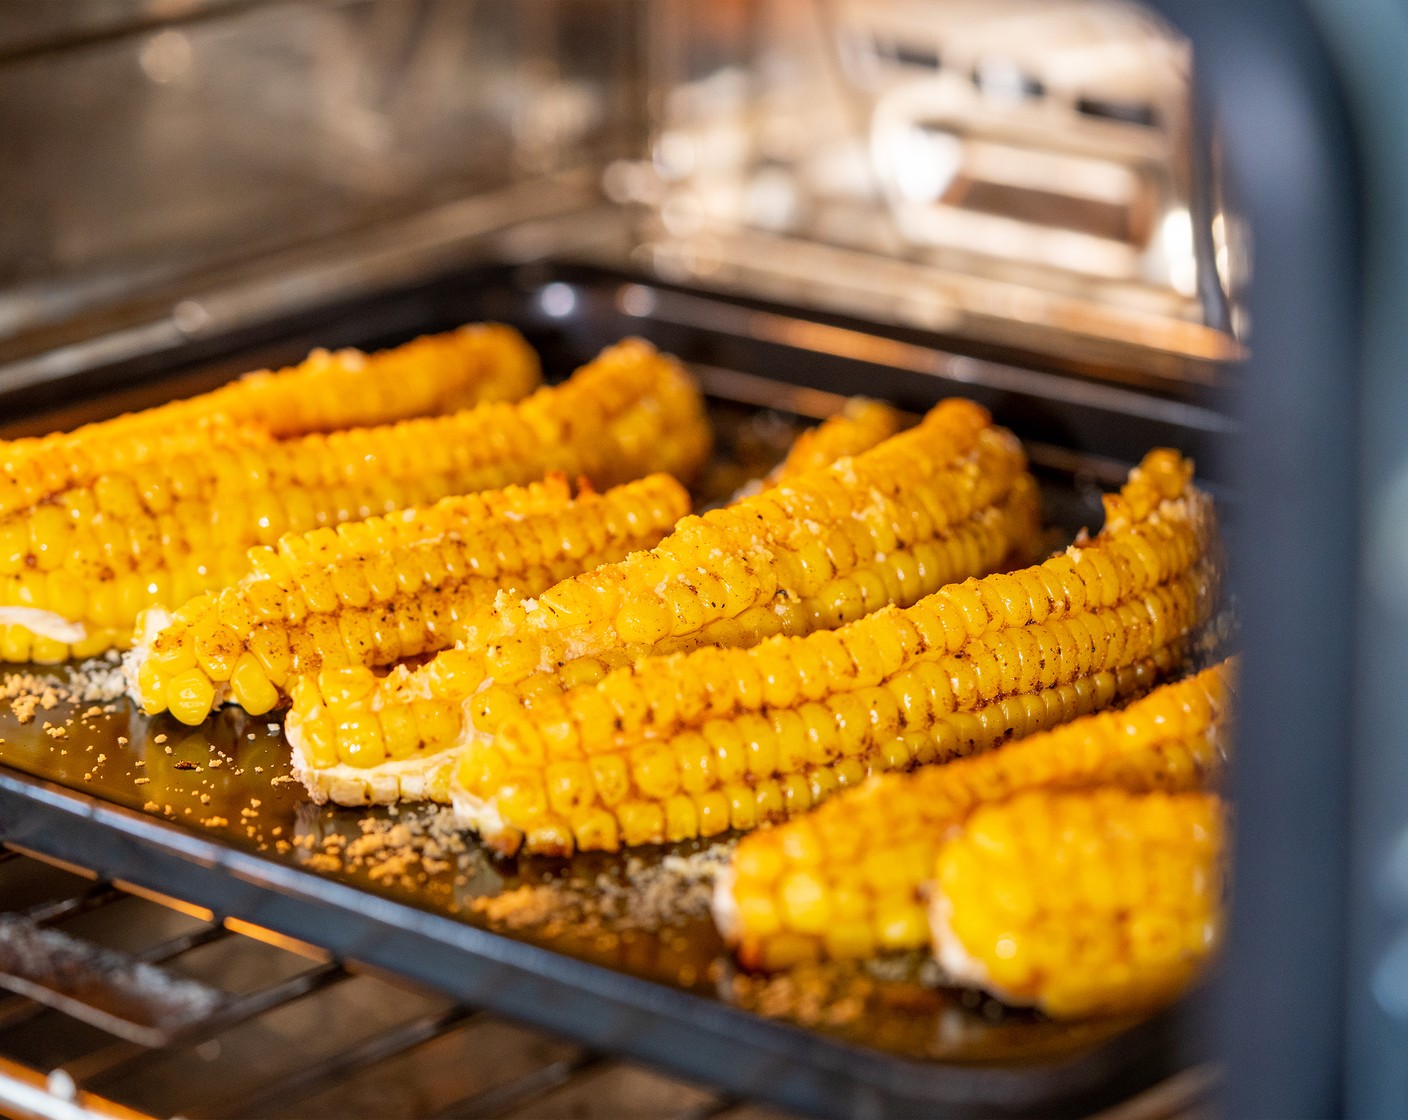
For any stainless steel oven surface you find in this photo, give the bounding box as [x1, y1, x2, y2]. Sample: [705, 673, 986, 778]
[0, 2, 1397, 1119]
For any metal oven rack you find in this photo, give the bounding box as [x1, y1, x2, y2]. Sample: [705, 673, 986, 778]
[0, 845, 788, 1120]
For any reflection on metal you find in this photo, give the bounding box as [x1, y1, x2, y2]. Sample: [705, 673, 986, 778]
[0, 1054, 157, 1120]
[0, 171, 609, 385]
[0, 0, 642, 351]
[648, 225, 1241, 368]
[0, 0, 1242, 386]
[221, 918, 329, 962]
[630, 0, 1243, 370]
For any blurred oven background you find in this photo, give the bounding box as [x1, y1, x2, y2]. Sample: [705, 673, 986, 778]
[0, 0, 640, 381]
[0, 0, 1239, 403]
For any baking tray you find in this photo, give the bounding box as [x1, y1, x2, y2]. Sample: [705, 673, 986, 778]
[0, 264, 1236, 1119]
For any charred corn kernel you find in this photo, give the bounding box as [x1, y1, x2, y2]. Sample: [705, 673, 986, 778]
[324, 398, 1039, 807]
[719, 661, 1232, 968]
[7, 338, 708, 662]
[930, 789, 1225, 1018]
[453, 451, 1220, 855]
[131, 473, 687, 723]
[767, 399, 905, 486]
[379, 706, 423, 762]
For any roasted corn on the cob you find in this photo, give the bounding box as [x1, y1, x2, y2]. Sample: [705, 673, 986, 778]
[443, 449, 1219, 855]
[930, 788, 1225, 1017]
[0, 339, 709, 663]
[0, 323, 540, 521]
[284, 398, 1040, 805]
[715, 660, 1232, 969]
[128, 473, 690, 727]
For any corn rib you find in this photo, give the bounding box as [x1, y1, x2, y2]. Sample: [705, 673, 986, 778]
[451, 398, 1035, 674]
[929, 788, 1226, 1017]
[283, 398, 1041, 805]
[184, 322, 542, 437]
[443, 449, 1220, 855]
[0, 323, 540, 520]
[715, 660, 1232, 969]
[127, 473, 690, 727]
[0, 338, 709, 663]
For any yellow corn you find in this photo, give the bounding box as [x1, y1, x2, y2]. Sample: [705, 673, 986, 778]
[0, 339, 709, 663]
[718, 660, 1232, 969]
[453, 398, 1035, 672]
[130, 473, 690, 726]
[767, 399, 904, 485]
[0, 323, 540, 519]
[182, 322, 541, 436]
[285, 398, 1041, 805]
[447, 448, 1219, 855]
[930, 788, 1225, 1018]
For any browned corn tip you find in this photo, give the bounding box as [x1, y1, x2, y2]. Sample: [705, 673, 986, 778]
[449, 449, 1218, 856]
[137, 472, 691, 726]
[768, 399, 906, 485]
[3, 339, 709, 663]
[722, 659, 1233, 970]
[931, 788, 1225, 1018]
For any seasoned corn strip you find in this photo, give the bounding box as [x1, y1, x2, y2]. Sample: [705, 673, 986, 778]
[178, 323, 541, 437]
[284, 399, 1040, 804]
[930, 789, 1225, 1018]
[767, 399, 905, 486]
[129, 473, 690, 726]
[0, 339, 709, 663]
[0, 323, 540, 519]
[716, 661, 1232, 969]
[450, 398, 1035, 675]
[446, 448, 1219, 855]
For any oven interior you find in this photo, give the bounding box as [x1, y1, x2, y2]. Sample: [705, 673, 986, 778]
[7, 1, 1365, 1118]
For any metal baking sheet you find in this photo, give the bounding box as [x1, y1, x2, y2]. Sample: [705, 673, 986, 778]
[0, 265, 1233, 1119]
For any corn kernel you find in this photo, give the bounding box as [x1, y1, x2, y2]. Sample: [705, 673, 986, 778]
[337, 717, 388, 769]
[166, 669, 217, 726]
[618, 800, 666, 846]
[230, 653, 279, 716]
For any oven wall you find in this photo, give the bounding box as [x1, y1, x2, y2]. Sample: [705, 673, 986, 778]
[0, 0, 645, 358]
